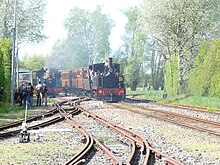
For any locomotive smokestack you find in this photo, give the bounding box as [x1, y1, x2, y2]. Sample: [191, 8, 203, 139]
[108, 57, 113, 68]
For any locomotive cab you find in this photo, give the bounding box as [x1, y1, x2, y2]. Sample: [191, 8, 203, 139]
[91, 57, 126, 102]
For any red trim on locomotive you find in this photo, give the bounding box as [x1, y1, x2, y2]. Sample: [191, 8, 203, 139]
[54, 88, 62, 93]
[96, 88, 125, 96]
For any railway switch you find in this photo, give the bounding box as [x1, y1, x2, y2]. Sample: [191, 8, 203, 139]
[19, 122, 30, 143]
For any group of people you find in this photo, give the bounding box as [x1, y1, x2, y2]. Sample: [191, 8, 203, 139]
[17, 81, 48, 108]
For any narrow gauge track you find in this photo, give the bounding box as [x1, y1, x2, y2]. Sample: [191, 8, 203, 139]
[55, 102, 120, 165]
[113, 102, 220, 137]
[0, 97, 182, 164]
[126, 97, 220, 115]
[0, 98, 80, 131]
[64, 99, 183, 165]
[156, 103, 220, 115]
[0, 107, 80, 139]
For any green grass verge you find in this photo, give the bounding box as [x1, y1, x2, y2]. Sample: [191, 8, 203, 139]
[0, 103, 25, 125]
[126, 88, 163, 101]
[126, 88, 220, 111]
[160, 94, 220, 111]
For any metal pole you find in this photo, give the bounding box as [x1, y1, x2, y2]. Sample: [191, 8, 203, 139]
[16, 48, 19, 89]
[10, 0, 17, 108]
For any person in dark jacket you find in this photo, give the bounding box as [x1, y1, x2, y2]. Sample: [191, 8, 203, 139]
[26, 82, 34, 107]
[18, 82, 26, 107]
[64, 81, 68, 96]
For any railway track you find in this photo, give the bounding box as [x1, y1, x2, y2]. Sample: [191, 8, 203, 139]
[0, 97, 183, 164]
[67, 99, 182, 165]
[112, 102, 220, 137]
[126, 96, 220, 115]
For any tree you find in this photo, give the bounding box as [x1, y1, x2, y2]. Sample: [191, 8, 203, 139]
[20, 54, 48, 71]
[150, 42, 164, 90]
[0, 0, 47, 44]
[0, 38, 12, 102]
[91, 6, 114, 63]
[121, 7, 150, 90]
[142, 0, 220, 96]
[62, 6, 114, 68]
[188, 40, 220, 97]
[64, 7, 92, 67]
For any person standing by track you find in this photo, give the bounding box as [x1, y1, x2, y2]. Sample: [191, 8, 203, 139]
[64, 81, 68, 96]
[18, 83, 26, 107]
[36, 81, 42, 106]
[41, 81, 48, 106]
[26, 83, 34, 107]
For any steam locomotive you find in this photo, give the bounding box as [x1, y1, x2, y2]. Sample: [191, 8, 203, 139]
[71, 57, 126, 102]
[31, 58, 126, 102]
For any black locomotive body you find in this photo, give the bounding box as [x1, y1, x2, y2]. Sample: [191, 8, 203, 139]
[72, 57, 126, 102]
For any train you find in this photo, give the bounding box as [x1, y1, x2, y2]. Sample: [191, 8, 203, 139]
[30, 58, 126, 102]
[31, 68, 62, 97]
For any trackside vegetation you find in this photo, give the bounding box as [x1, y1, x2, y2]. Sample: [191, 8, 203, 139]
[126, 89, 220, 111]
[0, 39, 12, 103]
[188, 40, 220, 97]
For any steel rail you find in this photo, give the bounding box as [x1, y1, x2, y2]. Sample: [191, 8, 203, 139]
[56, 103, 121, 165]
[0, 108, 81, 139]
[122, 102, 220, 128]
[0, 108, 60, 131]
[73, 104, 149, 165]
[79, 102, 183, 165]
[56, 103, 94, 165]
[0, 116, 64, 138]
[134, 106, 220, 137]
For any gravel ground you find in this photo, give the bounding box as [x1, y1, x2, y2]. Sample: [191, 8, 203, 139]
[72, 112, 131, 164]
[146, 102, 220, 123]
[0, 120, 84, 164]
[1, 99, 220, 165]
[82, 101, 220, 165]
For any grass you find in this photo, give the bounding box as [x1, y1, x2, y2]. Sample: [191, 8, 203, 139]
[0, 141, 83, 163]
[126, 88, 163, 101]
[0, 104, 25, 125]
[126, 88, 220, 112]
[160, 94, 220, 111]
[0, 96, 56, 125]
[98, 137, 113, 143]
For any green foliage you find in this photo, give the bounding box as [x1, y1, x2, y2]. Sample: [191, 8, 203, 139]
[124, 56, 143, 90]
[0, 38, 12, 102]
[91, 6, 114, 63]
[188, 39, 220, 97]
[121, 7, 150, 90]
[142, 0, 220, 94]
[20, 54, 48, 70]
[0, 0, 47, 44]
[164, 56, 179, 97]
[0, 103, 21, 114]
[56, 6, 114, 69]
